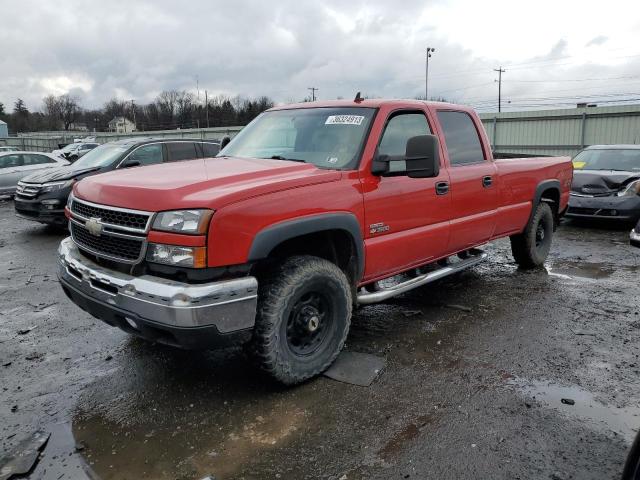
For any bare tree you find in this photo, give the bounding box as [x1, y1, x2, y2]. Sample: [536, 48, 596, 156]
[58, 94, 81, 130]
[42, 95, 61, 129]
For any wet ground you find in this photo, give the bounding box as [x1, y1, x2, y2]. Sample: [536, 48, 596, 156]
[0, 198, 639, 480]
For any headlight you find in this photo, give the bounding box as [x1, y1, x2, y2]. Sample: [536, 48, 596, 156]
[617, 180, 640, 197]
[152, 209, 213, 234]
[146, 243, 207, 268]
[41, 179, 75, 193]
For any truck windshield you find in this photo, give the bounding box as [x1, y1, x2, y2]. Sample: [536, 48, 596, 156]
[219, 107, 376, 169]
[573, 149, 640, 172]
[72, 144, 128, 169]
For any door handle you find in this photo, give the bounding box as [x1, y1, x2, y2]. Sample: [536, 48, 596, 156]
[482, 176, 493, 188]
[435, 181, 449, 195]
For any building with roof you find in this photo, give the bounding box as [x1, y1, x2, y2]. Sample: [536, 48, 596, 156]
[0, 119, 8, 137]
[108, 117, 136, 134]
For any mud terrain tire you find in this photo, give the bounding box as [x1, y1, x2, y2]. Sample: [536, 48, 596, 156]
[250, 255, 352, 385]
[510, 202, 554, 268]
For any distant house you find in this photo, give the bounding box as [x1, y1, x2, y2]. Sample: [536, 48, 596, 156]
[0, 120, 7, 137]
[108, 117, 136, 133]
[68, 122, 89, 132]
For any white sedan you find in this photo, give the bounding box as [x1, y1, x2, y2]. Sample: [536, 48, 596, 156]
[0, 151, 69, 196]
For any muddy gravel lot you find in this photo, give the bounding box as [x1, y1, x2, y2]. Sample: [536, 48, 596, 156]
[1, 198, 639, 480]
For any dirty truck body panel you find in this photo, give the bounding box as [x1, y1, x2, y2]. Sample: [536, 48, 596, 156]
[59, 99, 572, 365]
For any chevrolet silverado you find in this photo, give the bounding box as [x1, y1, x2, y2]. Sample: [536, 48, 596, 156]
[57, 99, 573, 384]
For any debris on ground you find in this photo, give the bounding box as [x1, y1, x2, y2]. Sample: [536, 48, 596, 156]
[324, 351, 386, 387]
[402, 310, 422, 317]
[0, 431, 50, 480]
[561, 398, 575, 406]
[17, 326, 36, 335]
[444, 304, 472, 312]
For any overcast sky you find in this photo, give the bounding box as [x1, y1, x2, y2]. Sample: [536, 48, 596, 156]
[2, 0, 640, 113]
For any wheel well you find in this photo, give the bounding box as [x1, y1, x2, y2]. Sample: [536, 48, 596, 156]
[540, 187, 560, 226]
[254, 229, 359, 283]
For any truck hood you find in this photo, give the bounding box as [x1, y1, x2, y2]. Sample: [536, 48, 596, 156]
[572, 170, 640, 195]
[22, 165, 101, 184]
[74, 157, 342, 211]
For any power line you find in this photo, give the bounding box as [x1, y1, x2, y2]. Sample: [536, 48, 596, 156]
[307, 87, 318, 101]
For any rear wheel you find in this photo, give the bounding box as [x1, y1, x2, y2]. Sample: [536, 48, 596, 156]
[510, 202, 554, 268]
[250, 255, 352, 385]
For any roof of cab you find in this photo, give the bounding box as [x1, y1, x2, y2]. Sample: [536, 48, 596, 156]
[268, 99, 470, 111]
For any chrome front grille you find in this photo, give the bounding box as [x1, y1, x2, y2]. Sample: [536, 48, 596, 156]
[68, 197, 153, 264]
[16, 182, 41, 198]
[70, 222, 145, 263]
[70, 197, 152, 233]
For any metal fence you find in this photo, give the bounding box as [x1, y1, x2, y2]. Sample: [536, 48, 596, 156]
[0, 126, 244, 153]
[479, 104, 640, 157]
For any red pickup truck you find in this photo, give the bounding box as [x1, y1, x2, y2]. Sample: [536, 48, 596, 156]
[58, 99, 572, 384]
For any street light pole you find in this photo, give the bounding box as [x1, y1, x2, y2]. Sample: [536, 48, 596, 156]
[425, 47, 435, 100]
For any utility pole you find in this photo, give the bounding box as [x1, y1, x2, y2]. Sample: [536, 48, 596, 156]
[130, 99, 136, 127]
[494, 67, 506, 112]
[205, 90, 209, 128]
[425, 47, 435, 100]
[307, 87, 318, 101]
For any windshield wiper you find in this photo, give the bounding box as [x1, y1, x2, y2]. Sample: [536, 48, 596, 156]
[265, 155, 305, 163]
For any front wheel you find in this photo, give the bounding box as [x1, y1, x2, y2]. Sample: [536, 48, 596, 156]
[250, 255, 352, 385]
[510, 202, 554, 268]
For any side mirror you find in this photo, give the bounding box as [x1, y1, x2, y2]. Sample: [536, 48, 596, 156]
[405, 135, 440, 178]
[371, 134, 440, 178]
[120, 159, 140, 168]
[220, 136, 231, 150]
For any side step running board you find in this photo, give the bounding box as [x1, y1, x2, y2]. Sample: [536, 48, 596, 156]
[357, 252, 488, 305]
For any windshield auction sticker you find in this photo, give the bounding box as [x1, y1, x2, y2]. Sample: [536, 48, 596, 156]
[325, 115, 365, 125]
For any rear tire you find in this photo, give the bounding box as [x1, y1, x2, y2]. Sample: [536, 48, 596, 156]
[250, 255, 352, 385]
[510, 202, 554, 268]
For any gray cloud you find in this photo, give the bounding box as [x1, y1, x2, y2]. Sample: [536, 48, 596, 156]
[586, 35, 608, 47]
[0, 0, 638, 113]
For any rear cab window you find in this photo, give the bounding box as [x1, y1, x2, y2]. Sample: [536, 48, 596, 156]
[201, 142, 220, 157]
[167, 142, 199, 162]
[436, 111, 486, 166]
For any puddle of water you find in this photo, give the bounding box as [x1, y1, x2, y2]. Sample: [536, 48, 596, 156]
[511, 378, 640, 442]
[548, 261, 614, 280]
[26, 423, 93, 479]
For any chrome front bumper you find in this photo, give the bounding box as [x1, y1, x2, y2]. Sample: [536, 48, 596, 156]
[57, 237, 258, 334]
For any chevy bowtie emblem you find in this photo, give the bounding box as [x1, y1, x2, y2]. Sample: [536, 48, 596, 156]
[85, 217, 103, 236]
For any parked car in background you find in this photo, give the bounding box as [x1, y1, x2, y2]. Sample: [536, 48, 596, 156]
[632, 219, 640, 248]
[52, 142, 99, 162]
[0, 151, 69, 197]
[0, 146, 20, 153]
[567, 145, 640, 222]
[15, 138, 221, 226]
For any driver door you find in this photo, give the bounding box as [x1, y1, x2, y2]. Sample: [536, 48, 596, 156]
[361, 110, 452, 281]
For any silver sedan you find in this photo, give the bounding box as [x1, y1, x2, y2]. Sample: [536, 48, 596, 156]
[0, 152, 69, 196]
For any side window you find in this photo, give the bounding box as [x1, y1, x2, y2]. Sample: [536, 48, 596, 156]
[201, 142, 220, 157]
[167, 142, 198, 162]
[0, 154, 23, 169]
[436, 111, 485, 166]
[127, 144, 163, 166]
[378, 112, 431, 172]
[23, 154, 55, 165]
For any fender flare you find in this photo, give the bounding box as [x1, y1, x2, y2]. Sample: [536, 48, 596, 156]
[248, 213, 365, 280]
[528, 179, 561, 225]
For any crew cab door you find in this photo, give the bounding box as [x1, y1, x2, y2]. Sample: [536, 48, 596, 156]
[435, 110, 498, 252]
[361, 108, 452, 281]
